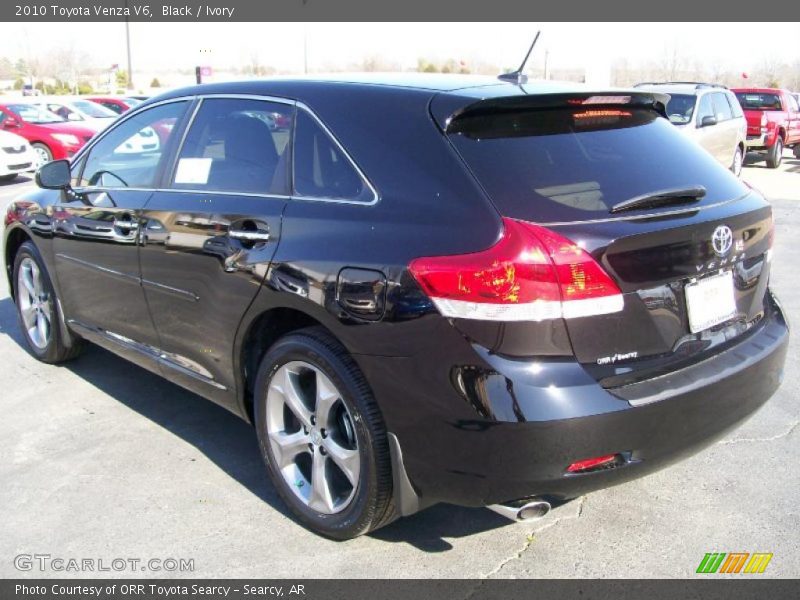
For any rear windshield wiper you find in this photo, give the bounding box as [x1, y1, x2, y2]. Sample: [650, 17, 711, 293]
[610, 185, 706, 214]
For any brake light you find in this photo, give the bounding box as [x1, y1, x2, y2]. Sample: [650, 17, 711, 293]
[408, 218, 624, 321]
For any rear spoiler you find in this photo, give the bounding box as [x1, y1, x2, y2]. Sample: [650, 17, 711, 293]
[436, 91, 670, 132]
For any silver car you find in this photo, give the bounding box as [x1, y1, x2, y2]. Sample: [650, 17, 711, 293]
[635, 82, 748, 176]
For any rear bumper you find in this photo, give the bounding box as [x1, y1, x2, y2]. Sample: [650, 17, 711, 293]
[362, 290, 788, 510]
[745, 133, 772, 150]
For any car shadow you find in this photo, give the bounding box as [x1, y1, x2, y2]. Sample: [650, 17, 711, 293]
[0, 295, 510, 550]
[744, 152, 799, 171]
[0, 174, 34, 187]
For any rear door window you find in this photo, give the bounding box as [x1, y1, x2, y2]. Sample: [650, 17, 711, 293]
[292, 110, 375, 203]
[171, 97, 293, 196]
[448, 108, 748, 223]
[711, 93, 734, 121]
[696, 94, 715, 124]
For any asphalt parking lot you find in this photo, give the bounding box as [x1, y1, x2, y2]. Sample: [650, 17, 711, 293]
[1, 151, 798, 579]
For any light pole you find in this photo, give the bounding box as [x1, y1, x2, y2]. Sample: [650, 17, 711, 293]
[124, 0, 133, 90]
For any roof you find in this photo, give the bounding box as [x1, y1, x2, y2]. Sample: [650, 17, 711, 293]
[731, 87, 789, 93]
[150, 73, 630, 104]
[635, 83, 720, 96]
[142, 74, 669, 131]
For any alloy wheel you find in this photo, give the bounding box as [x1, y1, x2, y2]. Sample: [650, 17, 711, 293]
[733, 148, 743, 177]
[17, 257, 52, 350]
[34, 146, 51, 165]
[266, 361, 360, 514]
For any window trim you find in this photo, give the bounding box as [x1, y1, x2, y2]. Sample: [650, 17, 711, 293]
[71, 96, 194, 193]
[69, 92, 380, 206]
[291, 101, 379, 206]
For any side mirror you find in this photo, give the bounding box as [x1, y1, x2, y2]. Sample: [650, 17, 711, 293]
[700, 115, 717, 128]
[35, 159, 71, 190]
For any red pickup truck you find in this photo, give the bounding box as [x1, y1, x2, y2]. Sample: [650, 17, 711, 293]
[732, 87, 800, 168]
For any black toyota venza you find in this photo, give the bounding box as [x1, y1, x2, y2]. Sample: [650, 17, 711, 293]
[4, 75, 788, 539]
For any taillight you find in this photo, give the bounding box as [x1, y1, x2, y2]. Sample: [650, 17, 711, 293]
[408, 218, 623, 321]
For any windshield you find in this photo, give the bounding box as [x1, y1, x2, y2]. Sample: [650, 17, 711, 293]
[734, 92, 782, 111]
[6, 103, 65, 124]
[663, 93, 696, 124]
[70, 100, 117, 118]
[448, 107, 747, 222]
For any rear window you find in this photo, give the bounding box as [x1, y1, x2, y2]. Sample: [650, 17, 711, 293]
[734, 92, 783, 111]
[663, 93, 696, 124]
[448, 108, 748, 222]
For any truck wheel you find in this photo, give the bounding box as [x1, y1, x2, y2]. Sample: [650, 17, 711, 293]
[766, 137, 783, 169]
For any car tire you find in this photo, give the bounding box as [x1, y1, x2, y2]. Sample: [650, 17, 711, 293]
[0, 174, 19, 182]
[793, 145, 800, 159]
[254, 326, 396, 540]
[31, 143, 53, 164]
[766, 137, 783, 169]
[731, 146, 744, 177]
[12, 241, 84, 363]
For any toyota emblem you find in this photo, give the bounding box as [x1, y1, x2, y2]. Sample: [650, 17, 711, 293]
[711, 225, 734, 256]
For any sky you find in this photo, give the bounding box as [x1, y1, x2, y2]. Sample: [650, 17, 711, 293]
[1, 22, 799, 75]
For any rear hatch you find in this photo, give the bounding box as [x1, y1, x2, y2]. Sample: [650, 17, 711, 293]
[439, 91, 773, 387]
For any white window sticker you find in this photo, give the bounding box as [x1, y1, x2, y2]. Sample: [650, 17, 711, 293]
[174, 158, 212, 184]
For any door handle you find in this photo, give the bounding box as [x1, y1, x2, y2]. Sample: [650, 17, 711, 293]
[113, 219, 139, 229]
[228, 229, 270, 242]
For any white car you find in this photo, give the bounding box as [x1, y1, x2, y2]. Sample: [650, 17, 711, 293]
[0, 129, 38, 182]
[33, 97, 118, 133]
[635, 82, 748, 176]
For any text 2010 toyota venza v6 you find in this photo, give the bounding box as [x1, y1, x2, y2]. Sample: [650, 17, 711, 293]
[4, 75, 788, 539]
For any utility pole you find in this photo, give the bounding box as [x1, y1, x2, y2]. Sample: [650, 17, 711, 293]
[124, 0, 133, 90]
[303, 25, 308, 74]
[544, 49, 550, 80]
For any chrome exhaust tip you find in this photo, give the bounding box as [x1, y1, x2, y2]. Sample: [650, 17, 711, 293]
[488, 499, 552, 522]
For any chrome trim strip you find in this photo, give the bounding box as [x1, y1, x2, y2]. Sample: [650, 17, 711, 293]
[56, 253, 198, 301]
[141, 278, 199, 302]
[70, 92, 381, 207]
[55, 253, 139, 284]
[73, 186, 291, 200]
[68, 319, 226, 390]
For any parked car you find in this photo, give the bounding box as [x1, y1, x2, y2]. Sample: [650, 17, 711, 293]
[0, 101, 96, 163]
[0, 129, 39, 182]
[86, 96, 140, 115]
[32, 97, 118, 133]
[635, 82, 747, 176]
[732, 87, 800, 166]
[4, 76, 787, 539]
